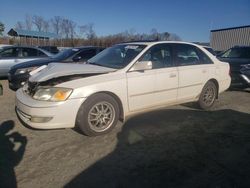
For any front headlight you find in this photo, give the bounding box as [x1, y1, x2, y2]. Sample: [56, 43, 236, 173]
[33, 87, 73, 102]
[15, 67, 38, 75]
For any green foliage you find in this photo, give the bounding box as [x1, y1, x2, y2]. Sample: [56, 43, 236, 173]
[0, 22, 5, 36]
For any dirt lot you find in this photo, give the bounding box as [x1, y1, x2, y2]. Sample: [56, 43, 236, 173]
[0, 79, 250, 188]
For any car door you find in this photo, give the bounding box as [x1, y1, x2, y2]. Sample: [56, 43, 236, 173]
[127, 44, 178, 112]
[174, 44, 210, 101]
[0, 47, 19, 77]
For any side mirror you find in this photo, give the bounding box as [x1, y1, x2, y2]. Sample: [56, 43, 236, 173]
[73, 56, 81, 62]
[130, 61, 153, 72]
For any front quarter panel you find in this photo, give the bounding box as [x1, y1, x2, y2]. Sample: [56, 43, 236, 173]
[57, 72, 129, 116]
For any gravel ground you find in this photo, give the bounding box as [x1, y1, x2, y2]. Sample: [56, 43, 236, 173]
[0, 79, 250, 188]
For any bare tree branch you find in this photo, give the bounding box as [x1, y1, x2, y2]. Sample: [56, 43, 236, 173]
[79, 23, 96, 40]
[32, 15, 44, 32]
[25, 14, 33, 30]
[51, 16, 63, 36]
[15, 21, 24, 30]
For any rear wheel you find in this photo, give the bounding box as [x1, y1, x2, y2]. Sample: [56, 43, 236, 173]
[76, 93, 120, 136]
[198, 81, 217, 110]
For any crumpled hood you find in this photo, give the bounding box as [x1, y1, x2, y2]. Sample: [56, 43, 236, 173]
[29, 63, 116, 82]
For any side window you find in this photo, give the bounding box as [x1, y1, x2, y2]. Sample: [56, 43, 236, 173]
[0, 48, 18, 58]
[21, 48, 38, 58]
[139, 44, 172, 69]
[175, 44, 200, 66]
[197, 48, 213, 64]
[74, 49, 96, 61]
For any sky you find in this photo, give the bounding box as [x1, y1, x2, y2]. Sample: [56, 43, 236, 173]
[0, 0, 249, 42]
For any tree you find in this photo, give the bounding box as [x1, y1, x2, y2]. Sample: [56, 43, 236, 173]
[15, 21, 24, 30]
[150, 28, 159, 40]
[61, 18, 71, 38]
[69, 20, 76, 39]
[0, 22, 5, 36]
[79, 23, 96, 40]
[168, 33, 181, 41]
[43, 20, 50, 32]
[25, 14, 33, 30]
[32, 15, 44, 32]
[51, 16, 63, 36]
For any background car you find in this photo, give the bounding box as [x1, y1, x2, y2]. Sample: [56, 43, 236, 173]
[8, 46, 105, 90]
[0, 46, 53, 77]
[217, 46, 250, 88]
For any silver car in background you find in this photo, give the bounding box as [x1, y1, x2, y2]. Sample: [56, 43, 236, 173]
[0, 46, 53, 77]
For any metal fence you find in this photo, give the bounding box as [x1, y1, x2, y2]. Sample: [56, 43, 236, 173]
[210, 25, 250, 51]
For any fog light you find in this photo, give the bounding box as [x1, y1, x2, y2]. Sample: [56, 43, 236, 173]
[30, 116, 53, 123]
[21, 82, 25, 86]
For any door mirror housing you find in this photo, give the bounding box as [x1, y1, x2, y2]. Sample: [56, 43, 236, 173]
[130, 61, 153, 71]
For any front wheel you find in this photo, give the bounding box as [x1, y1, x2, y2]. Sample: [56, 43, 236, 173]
[76, 93, 120, 136]
[198, 81, 217, 110]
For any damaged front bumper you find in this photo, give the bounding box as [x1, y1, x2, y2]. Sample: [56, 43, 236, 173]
[15, 88, 86, 129]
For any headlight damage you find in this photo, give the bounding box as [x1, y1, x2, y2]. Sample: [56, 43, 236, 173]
[33, 87, 73, 101]
[24, 85, 73, 102]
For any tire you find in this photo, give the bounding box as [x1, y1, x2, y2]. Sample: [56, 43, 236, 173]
[76, 93, 120, 136]
[198, 81, 217, 110]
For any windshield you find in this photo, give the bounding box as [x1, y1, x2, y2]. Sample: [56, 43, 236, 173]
[220, 47, 250, 58]
[87, 44, 146, 69]
[52, 48, 80, 60]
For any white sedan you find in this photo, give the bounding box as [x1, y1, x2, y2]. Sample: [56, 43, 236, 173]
[15, 41, 231, 136]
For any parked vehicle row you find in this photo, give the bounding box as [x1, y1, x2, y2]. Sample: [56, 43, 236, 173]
[8, 46, 104, 90]
[15, 41, 231, 136]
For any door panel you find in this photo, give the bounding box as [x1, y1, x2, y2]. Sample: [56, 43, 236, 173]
[127, 69, 156, 111]
[0, 59, 16, 76]
[177, 65, 208, 100]
[155, 67, 178, 105]
[127, 43, 178, 111]
[174, 43, 211, 101]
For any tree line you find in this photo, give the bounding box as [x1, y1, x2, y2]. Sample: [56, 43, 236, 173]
[0, 15, 181, 47]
